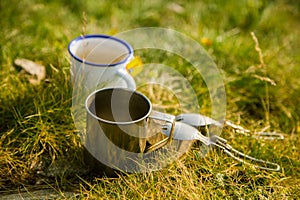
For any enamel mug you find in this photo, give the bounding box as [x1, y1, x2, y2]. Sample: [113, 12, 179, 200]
[68, 34, 136, 91]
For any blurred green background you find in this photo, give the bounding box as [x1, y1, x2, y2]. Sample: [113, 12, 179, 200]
[1, 0, 300, 199]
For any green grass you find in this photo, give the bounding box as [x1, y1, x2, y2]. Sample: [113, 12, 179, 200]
[1, 0, 300, 199]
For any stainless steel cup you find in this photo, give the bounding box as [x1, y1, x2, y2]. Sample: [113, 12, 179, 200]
[85, 88, 175, 175]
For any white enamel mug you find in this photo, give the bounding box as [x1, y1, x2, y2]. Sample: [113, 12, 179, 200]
[68, 34, 136, 91]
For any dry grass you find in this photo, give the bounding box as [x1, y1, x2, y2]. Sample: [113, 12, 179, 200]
[1, 0, 300, 199]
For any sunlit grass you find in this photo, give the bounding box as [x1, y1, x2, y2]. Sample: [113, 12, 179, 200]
[1, 0, 300, 199]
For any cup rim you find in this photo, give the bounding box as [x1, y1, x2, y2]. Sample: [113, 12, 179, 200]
[68, 34, 133, 67]
[85, 88, 152, 125]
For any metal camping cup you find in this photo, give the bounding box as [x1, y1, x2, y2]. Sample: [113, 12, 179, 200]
[68, 34, 136, 90]
[85, 88, 175, 174]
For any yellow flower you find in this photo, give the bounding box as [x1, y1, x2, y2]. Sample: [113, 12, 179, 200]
[126, 56, 143, 77]
[200, 37, 213, 46]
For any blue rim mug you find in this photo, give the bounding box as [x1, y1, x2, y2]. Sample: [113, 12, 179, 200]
[68, 34, 136, 91]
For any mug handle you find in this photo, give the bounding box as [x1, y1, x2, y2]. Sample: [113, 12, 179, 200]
[116, 68, 136, 90]
[144, 110, 176, 153]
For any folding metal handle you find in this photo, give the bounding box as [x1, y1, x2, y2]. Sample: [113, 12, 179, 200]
[253, 132, 285, 140]
[210, 135, 281, 171]
[144, 111, 176, 153]
[225, 120, 285, 140]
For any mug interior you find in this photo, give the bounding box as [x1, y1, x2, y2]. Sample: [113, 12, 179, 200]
[87, 88, 151, 123]
[69, 35, 132, 66]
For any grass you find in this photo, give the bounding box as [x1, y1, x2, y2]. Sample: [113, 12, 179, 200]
[1, 0, 300, 199]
